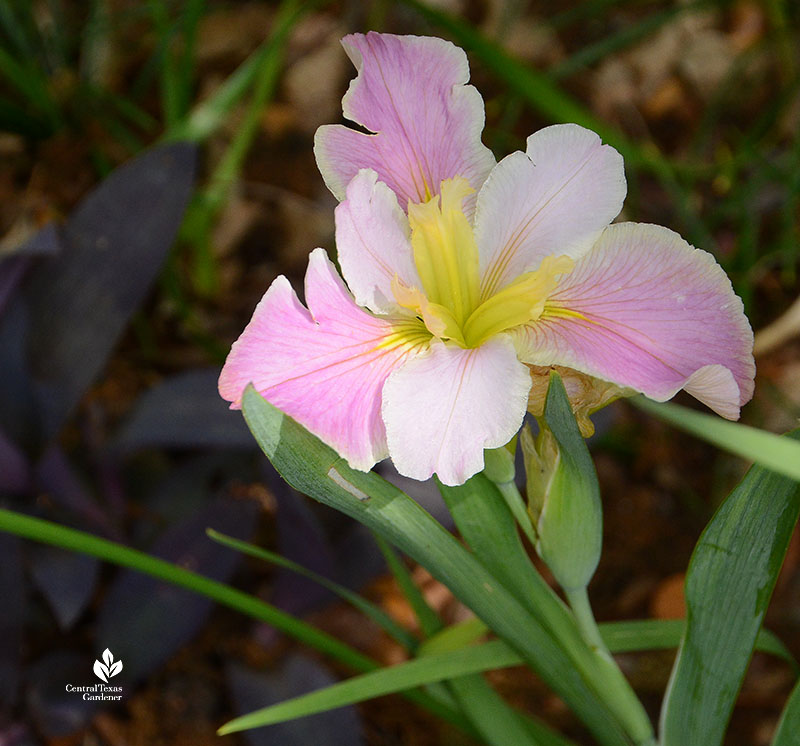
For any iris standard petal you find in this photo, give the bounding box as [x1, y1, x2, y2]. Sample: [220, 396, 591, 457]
[475, 123, 626, 298]
[314, 32, 495, 216]
[334, 169, 421, 314]
[219, 249, 425, 470]
[514, 222, 755, 419]
[381, 336, 531, 485]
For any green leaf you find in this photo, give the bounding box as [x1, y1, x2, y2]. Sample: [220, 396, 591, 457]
[371, 535, 552, 746]
[241, 386, 635, 746]
[217, 640, 549, 738]
[0, 507, 471, 734]
[372, 533, 442, 638]
[772, 680, 800, 746]
[633, 398, 800, 482]
[206, 529, 417, 650]
[217, 619, 793, 738]
[601, 621, 795, 665]
[418, 614, 560, 746]
[0, 45, 60, 129]
[418, 617, 488, 656]
[549, 2, 704, 80]
[180, 0, 314, 295]
[659, 429, 800, 746]
[437, 457, 649, 744]
[164, 0, 320, 143]
[446, 674, 575, 746]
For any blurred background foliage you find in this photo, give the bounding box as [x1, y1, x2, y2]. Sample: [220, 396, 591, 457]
[0, 1, 798, 744]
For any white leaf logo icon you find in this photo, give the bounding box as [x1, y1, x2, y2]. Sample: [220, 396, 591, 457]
[94, 649, 123, 682]
[93, 659, 109, 682]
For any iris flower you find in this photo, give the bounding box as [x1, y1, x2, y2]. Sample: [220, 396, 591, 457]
[220, 33, 754, 486]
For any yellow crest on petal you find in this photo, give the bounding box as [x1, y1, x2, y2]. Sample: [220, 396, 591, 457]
[407, 178, 481, 331]
[393, 177, 575, 349]
[463, 255, 575, 348]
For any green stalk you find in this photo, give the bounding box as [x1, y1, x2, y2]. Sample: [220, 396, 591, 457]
[564, 586, 606, 653]
[564, 586, 654, 746]
[0, 508, 474, 734]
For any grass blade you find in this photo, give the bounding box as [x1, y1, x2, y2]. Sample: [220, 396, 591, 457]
[164, 43, 267, 143]
[373, 533, 442, 638]
[550, 3, 699, 80]
[0, 45, 60, 128]
[218, 619, 794, 737]
[601, 620, 795, 665]
[217, 642, 534, 736]
[148, 0, 182, 129]
[633, 398, 800, 482]
[181, 0, 317, 295]
[372, 532, 553, 746]
[0, 508, 473, 734]
[434, 674, 575, 746]
[772, 680, 800, 746]
[659, 430, 800, 745]
[207, 529, 417, 650]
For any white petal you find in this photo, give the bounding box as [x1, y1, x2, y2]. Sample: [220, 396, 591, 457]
[475, 123, 626, 297]
[334, 169, 419, 313]
[382, 337, 530, 485]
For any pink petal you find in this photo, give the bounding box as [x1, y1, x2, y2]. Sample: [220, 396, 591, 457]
[381, 337, 531, 485]
[314, 32, 495, 216]
[334, 169, 420, 314]
[475, 124, 626, 297]
[219, 249, 420, 470]
[514, 223, 755, 418]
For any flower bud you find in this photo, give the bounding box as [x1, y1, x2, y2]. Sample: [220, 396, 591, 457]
[522, 372, 603, 591]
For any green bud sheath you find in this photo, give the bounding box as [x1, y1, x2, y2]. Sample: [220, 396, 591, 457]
[524, 371, 603, 592]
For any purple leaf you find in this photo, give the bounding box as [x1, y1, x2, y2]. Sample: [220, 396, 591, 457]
[25, 651, 100, 737]
[226, 657, 365, 746]
[334, 523, 389, 593]
[136, 453, 249, 545]
[0, 722, 36, 746]
[96, 497, 257, 684]
[28, 545, 98, 630]
[270, 482, 339, 617]
[0, 301, 35, 447]
[113, 368, 254, 452]
[22, 143, 197, 440]
[0, 224, 62, 316]
[34, 445, 112, 535]
[0, 427, 30, 494]
[0, 534, 24, 707]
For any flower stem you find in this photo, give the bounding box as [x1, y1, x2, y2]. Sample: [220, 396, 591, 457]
[483, 446, 539, 546]
[496, 480, 538, 547]
[566, 586, 656, 746]
[564, 586, 607, 653]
